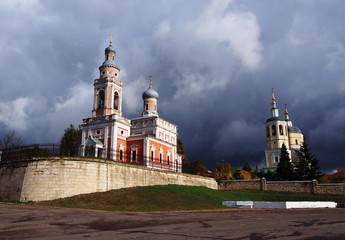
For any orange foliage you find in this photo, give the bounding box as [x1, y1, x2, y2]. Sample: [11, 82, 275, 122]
[239, 170, 251, 180]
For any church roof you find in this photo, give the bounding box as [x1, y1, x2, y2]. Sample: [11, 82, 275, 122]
[265, 116, 285, 123]
[101, 60, 117, 67]
[288, 126, 302, 133]
[85, 137, 103, 147]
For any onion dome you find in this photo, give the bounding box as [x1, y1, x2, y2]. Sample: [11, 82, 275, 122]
[105, 44, 116, 54]
[142, 80, 159, 99]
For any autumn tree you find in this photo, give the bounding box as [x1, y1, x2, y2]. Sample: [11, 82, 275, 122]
[60, 124, 82, 156]
[213, 162, 233, 181]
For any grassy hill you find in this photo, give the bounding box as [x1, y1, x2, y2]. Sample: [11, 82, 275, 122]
[36, 185, 345, 211]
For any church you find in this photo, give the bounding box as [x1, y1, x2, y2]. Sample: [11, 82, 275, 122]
[264, 90, 304, 170]
[79, 39, 182, 172]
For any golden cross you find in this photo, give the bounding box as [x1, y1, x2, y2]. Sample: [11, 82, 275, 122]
[149, 75, 153, 88]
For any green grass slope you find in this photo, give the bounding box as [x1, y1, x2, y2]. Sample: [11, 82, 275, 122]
[37, 185, 345, 211]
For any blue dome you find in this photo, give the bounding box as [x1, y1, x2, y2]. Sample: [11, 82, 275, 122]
[101, 60, 116, 67]
[105, 45, 116, 54]
[142, 87, 159, 100]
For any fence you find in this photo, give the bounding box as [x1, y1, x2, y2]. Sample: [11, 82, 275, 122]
[1, 144, 64, 162]
[0, 144, 182, 172]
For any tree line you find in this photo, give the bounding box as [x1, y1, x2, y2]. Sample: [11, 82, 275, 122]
[181, 139, 324, 182]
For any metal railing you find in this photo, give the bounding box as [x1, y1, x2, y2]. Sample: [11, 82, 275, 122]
[0, 144, 182, 172]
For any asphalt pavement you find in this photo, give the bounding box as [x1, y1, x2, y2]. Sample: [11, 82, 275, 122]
[1, 203, 344, 239]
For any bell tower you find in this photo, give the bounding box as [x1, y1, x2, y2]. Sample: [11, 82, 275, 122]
[92, 34, 123, 117]
[265, 89, 290, 168]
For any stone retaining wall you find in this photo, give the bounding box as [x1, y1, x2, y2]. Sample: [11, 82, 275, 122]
[0, 158, 217, 202]
[219, 179, 345, 195]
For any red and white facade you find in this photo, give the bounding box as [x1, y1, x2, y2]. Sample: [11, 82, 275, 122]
[80, 41, 181, 172]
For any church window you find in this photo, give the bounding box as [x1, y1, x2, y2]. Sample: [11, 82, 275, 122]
[98, 90, 105, 109]
[295, 139, 298, 145]
[145, 104, 148, 111]
[266, 126, 270, 137]
[272, 125, 276, 136]
[114, 92, 119, 110]
[115, 73, 117, 76]
[119, 150, 123, 161]
[279, 125, 284, 135]
[275, 156, 278, 163]
[113, 56, 115, 60]
[102, 71, 105, 75]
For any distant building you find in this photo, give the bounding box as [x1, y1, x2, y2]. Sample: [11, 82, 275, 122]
[264, 89, 304, 170]
[80, 39, 182, 172]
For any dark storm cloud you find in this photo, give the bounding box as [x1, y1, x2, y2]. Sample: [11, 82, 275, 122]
[1, 0, 345, 172]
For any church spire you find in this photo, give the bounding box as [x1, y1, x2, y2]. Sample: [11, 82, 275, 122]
[271, 88, 279, 117]
[285, 104, 293, 126]
[149, 75, 153, 88]
[109, 33, 113, 46]
[284, 104, 289, 120]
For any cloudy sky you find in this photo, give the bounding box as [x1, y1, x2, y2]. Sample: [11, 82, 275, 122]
[1, 0, 345, 172]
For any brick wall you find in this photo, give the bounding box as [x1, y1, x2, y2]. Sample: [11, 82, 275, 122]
[0, 158, 217, 202]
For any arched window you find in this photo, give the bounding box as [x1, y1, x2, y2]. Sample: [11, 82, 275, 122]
[266, 126, 270, 137]
[272, 125, 277, 136]
[279, 125, 284, 135]
[114, 92, 119, 110]
[98, 90, 105, 109]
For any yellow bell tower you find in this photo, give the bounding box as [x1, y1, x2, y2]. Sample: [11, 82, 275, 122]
[265, 89, 290, 169]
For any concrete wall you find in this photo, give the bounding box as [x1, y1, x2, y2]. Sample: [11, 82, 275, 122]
[0, 158, 217, 202]
[219, 179, 345, 195]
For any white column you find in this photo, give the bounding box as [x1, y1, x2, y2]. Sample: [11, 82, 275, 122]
[104, 126, 108, 158]
[110, 123, 117, 160]
[104, 83, 108, 115]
